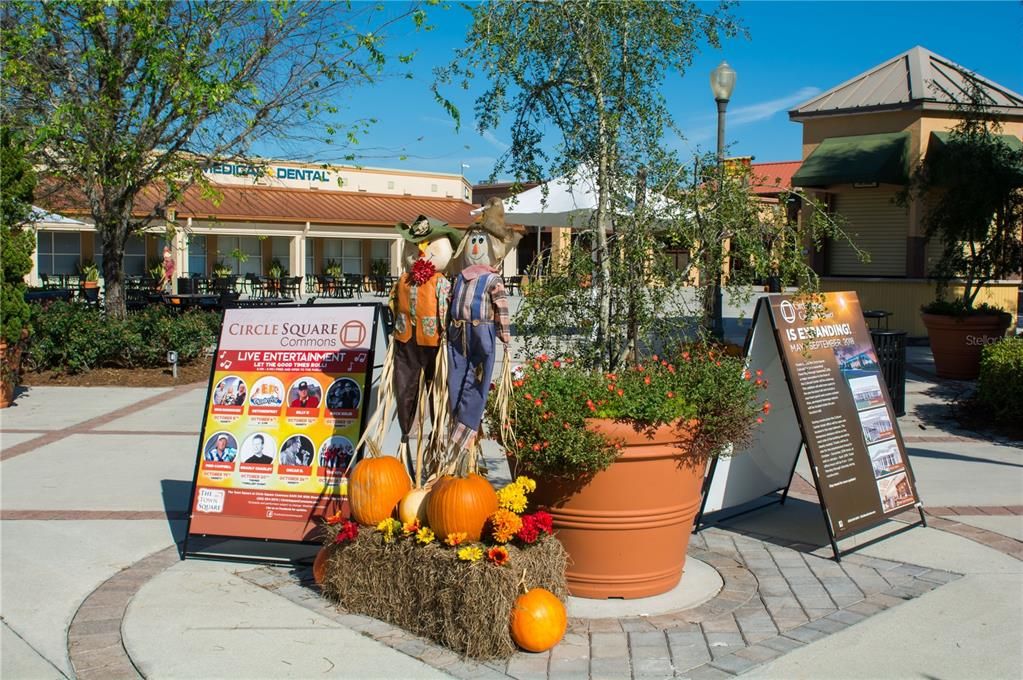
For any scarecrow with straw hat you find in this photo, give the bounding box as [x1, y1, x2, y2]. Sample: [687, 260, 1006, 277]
[447, 198, 521, 455]
[386, 216, 462, 456]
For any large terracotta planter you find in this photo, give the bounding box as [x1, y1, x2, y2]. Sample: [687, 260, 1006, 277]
[922, 312, 1011, 380]
[527, 419, 706, 599]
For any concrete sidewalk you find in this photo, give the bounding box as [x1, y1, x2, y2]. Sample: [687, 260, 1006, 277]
[1, 345, 1020, 679]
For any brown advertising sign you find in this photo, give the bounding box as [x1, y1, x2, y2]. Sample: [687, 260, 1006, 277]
[769, 292, 921, 540]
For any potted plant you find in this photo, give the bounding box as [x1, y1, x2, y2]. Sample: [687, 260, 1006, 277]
[903, 92, 1022, 379]
[490, 347, 767, 599]
[323, 259, 343, 278]
[79, 260, 100, 288]
[212, 260, 233, 278]
[268, 258, 286, 279]
[147, 257, 164, 282]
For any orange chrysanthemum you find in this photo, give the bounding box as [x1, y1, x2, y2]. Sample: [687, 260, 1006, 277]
[489, 508, 523, 544]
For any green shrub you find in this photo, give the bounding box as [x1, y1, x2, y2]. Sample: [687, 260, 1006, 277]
[26, 302, 222, 374]
[976, 336, 1023, 425]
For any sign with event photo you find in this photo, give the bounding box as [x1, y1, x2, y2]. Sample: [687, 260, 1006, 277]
[186, 305, 378, 545]
[769, 291, 921, 540]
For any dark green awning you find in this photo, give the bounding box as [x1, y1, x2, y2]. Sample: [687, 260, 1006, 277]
[792, 132, 910, 187]
[929, 130, 1023, 153]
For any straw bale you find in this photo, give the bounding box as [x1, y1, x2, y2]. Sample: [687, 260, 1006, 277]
[319, 527, 567, 659]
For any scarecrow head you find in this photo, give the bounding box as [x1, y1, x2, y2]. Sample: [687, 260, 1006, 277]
[395, 215, 462, 273]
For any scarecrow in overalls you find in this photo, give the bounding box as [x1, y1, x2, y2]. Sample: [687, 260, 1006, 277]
[389, 216, 461, 450]
[447, 198, 521, 454]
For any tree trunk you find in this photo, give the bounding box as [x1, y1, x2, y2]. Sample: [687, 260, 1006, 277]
[99, 218, 129, 320]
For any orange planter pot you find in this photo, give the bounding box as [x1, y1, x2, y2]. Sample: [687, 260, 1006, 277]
[528, 419, 706, 599]
[922, 313, 1011, 380]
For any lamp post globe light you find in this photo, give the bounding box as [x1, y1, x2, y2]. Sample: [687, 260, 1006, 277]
[708, 60, 736, 340]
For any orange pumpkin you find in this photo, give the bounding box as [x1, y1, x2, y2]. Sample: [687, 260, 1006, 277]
[425, 473, 498, 541]
[510, 588, 566, 652]
[349, 456, 412, 526]
[397, 487, 430, 525]
[312, 546, 331, 585]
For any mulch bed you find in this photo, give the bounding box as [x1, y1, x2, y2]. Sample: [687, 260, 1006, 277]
[20, 358, 213, 388]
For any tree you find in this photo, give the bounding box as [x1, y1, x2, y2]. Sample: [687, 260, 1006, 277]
[901, 91, 1023, 310]
[436, 1, 848, 370]
[0, 128, 36, 347]
[435, 1, 742, 362]
[1, 0, 427, 318]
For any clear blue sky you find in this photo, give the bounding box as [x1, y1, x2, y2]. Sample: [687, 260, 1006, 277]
[268, 1, 1023, 183]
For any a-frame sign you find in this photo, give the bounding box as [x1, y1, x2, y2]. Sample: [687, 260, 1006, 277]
[698, 292, 926, 560]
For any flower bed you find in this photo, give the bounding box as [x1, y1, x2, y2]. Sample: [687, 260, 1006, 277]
[318, 525, 567, 659]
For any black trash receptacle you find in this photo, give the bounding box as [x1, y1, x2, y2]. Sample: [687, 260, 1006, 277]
[870, 329, 906, 417]
[177, 277, 195, 294]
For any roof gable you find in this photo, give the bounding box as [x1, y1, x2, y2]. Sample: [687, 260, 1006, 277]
[790, 46, 1023, 119]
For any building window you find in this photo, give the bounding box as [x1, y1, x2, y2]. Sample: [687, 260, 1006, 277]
[94, 233, 145, 276]
[370, 240, 391, 275]
[431, 183, 438, 193]
[188, 235, 207, 276]
[36, 231, 81, 275]
[323, 238, 362, 275]
[387, 180, 395, 190]
[218, 235, 262, 275]
[270, 236, 290, 272]
[306, 238, 315, 278]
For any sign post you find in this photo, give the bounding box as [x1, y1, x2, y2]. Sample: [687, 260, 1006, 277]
[184, 303, 380, 562]
[700, 292, 925, 560]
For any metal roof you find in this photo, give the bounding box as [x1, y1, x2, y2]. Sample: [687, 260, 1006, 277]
[750, 161, 801, 195]
[41, 182, 478, 227]
[790, 46, 1023, 120]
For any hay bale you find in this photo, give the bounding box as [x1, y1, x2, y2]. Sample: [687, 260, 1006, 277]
[318, 528, 567, 659]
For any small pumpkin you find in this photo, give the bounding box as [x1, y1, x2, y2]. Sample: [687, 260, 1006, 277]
[510, 587, 566, 652]
[398, 487, 430, 525]
[349, 456, 412, 526]
[312, 546, 331, 585]
[426, 473, 498, 541]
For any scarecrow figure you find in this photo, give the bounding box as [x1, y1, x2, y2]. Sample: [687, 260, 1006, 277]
[447, 198, 521, 453]
[389, 216, 461, 446]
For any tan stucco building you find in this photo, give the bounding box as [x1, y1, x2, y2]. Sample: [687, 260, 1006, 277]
[787, 46, 1022, 334]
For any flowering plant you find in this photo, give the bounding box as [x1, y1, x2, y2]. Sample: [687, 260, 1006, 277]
[488, 345, 768, 478]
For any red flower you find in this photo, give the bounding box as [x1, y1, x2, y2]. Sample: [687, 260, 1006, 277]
[532, 443, 541, 452]
[756, 416, 764, 424]
[513, 380, 524, 388]
[744, 370, 752, 381]
[682, 352, 691, 361]
[756, 369, 764, 377]
[516, 510, 554, 544]
[644, 376, 651, 385]
[486, 546, 510, 566]
[553, 360, 561, 368]
[334, 520, 359, 544]
[410, 257, 436, 285]
[667, 391, 674, 399]
[762, 402, 772, 413]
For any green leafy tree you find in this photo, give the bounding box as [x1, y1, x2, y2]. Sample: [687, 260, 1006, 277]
[1, 0, 428, 318]
[0, 128, 36, 346]
[437, 1, 849, 370]
[901, 90, 1023, 310]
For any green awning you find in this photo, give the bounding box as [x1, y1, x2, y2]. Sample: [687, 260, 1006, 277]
[792, 132, 910, 187]
[929, 130, 1023, 152]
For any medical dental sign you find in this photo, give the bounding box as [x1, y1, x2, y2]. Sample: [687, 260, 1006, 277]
[205, 162, 333, 184]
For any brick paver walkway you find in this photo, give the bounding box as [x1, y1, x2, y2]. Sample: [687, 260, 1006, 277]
[239, 527, 960, 679]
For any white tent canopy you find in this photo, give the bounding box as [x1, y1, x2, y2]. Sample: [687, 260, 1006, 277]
[503, 165, 598, 228]
[29, 206, 87, 226]
[502, 165, 675, 228]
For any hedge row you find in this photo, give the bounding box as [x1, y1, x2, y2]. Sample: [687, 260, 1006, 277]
[976, 336, 1023, 426]
[27, 301, 222, 374]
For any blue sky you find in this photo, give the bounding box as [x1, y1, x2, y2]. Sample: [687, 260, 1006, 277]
[273, 1, 1023, 183]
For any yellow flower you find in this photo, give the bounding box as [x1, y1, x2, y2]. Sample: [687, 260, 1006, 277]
[376, 518, 401, 543]
[497, 484, 527, 513]
[489, 508, 523, 544]
[515, 476, 537, 493]
[416, 527, 435, 545]
[444, 532, 468, 546]
[457, 545, 483, 562]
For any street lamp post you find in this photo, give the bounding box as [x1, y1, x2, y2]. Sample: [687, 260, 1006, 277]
[709, 60, 736, 341]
